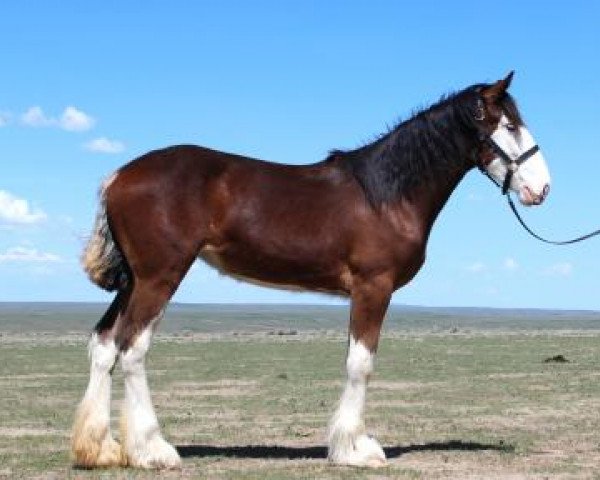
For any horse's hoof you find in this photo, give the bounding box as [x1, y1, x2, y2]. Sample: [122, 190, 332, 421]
[354, 434, 387, 467]
[329, 434, 387, 468]
[96, 437, 126, 467]
[124, 436, 182, 470]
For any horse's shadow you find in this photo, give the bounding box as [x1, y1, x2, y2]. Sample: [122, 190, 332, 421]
[177, 440, 513, 460]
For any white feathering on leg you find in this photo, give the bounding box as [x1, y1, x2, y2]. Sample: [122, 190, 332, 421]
[72, 333, 123, 467]
[120, 315, 181, 469]
[328, 336, 386, 467]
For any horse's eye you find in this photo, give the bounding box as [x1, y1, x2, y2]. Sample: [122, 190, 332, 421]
[506, 123, 517, 132]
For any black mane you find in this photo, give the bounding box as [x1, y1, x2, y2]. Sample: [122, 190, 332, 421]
[333, 84, 522, 206]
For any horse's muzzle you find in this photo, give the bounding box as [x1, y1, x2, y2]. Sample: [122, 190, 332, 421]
[520, 184, 550, 206]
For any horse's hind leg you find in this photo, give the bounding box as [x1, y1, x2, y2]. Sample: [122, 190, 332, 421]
[328, 276, 392, 467]
[116, 278, 182, 469]
[72, 291, 128, 467]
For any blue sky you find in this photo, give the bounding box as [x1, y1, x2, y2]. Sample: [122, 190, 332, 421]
[1, 1, 599, 309]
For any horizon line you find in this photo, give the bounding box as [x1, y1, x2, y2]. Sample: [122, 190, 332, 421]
[0, 301, 598, 314]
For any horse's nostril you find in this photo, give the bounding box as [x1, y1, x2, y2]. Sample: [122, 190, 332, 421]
[542, 184, 550, 200]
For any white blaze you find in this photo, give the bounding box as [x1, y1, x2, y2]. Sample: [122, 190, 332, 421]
[485, 114, 551, 205]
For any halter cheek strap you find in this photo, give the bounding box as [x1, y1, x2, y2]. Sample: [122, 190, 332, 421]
[484, 137, 540, 194]
[476, 109, 600, 245]
[474, 97, 540, 195]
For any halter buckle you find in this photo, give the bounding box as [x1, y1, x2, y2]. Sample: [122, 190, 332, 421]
[474, 99, 486, 121]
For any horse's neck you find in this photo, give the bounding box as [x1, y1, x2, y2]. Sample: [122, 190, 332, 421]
[387, 163, 472, 244]
[425, 165, 470, 223]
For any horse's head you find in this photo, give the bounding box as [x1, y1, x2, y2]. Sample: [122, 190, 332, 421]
[476, 72, 551, 206]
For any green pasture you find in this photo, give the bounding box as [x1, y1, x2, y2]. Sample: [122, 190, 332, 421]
[2, 327, 600, 479]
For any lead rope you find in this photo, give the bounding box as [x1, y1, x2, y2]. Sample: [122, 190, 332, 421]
[475, 99, 600, 246]
[479, 155, 600, 245]
[506, 195, 600, 245]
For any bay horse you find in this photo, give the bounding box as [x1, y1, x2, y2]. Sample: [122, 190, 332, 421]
[72, 72, 551, 469]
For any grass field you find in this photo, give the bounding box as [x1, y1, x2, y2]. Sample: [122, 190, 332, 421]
[1, 304, 600, 479]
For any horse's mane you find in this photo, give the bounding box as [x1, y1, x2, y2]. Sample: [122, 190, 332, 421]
[332, 84, 523, 206]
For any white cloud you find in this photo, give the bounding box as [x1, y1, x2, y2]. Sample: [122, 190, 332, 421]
[0, 190, 47, 224]
[20, 106, 94, 131]
[84, 137, 125, 154]
[466, 261, 486, 273]
[544, 262, 573, 277]
[21, 106, 53, 127]
[0, 246, 61, 264]
[59, 106, 95, 131]
[503, 257, 519, 271]
[0, 111, 11, 127]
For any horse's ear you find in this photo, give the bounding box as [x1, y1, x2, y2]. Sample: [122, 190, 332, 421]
[482, 71, 514, 103]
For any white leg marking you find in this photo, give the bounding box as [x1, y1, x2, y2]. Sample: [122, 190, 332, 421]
[72, 333, 123, 466]
[120, 315, 181, 469]
[328, 337, 386, 467]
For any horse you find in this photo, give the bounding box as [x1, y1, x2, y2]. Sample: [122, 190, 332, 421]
[71, 72, 551, 469]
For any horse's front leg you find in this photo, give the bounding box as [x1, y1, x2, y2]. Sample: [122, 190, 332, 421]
[328, 275, 393, 467]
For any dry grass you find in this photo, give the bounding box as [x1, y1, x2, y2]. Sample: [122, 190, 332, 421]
[1, 331, 600, 478]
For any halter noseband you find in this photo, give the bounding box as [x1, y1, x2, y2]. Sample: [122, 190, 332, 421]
[475, 99, 600, 246]
[483, 137, 539, 195]
[475, 99, 540, 195]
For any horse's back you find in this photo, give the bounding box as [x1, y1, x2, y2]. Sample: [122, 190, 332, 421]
[111, 144, 359, 214]
[105, 143, 366, 266]
[115, 144, 243, 188]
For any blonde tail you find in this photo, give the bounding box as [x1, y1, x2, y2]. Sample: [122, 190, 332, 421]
[81, 175, 129, 291]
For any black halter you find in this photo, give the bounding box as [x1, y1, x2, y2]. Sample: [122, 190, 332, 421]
[476, 104, 600, 245]
[474, 97, 539, 194]
[483, 137, 540, 195]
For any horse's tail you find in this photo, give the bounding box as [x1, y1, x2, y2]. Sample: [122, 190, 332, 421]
[81, 174, 130, 292]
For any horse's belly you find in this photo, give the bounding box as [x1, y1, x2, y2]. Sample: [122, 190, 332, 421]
[198, 244, 350, 296]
